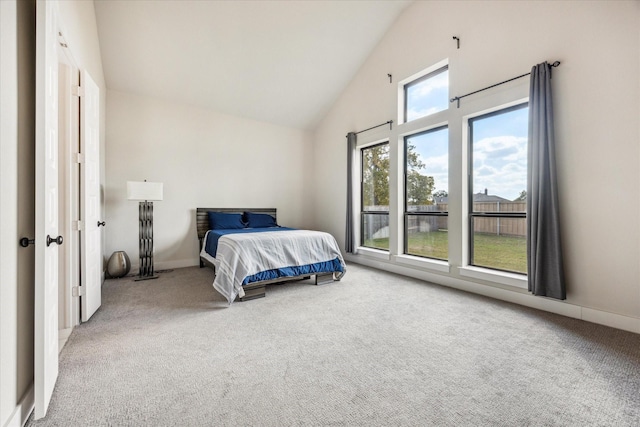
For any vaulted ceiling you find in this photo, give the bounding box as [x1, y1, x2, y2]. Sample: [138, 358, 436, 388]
[94, 0, 412, 130]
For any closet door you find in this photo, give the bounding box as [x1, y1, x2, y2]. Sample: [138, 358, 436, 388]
[80, 69, 102, 322]
[34, 0, 60, 419]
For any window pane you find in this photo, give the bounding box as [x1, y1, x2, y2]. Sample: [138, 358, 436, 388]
[471, 106, 528, 209]
[362, 213, 389, 250]
[362, 143, 389, 212]
[405, 67, 449, 122]
[471, 217, 527, 274]
[405, 127, 448, 212]
[406, 215, 448, 260]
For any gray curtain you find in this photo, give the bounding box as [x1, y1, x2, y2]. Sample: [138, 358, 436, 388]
[527, 62, 566, 299]
[345, 132, 357, 253]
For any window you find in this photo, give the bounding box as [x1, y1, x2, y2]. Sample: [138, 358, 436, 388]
[361, 142, 389, 250]
[468, 104, 528, 274]
[404, 66, 449, 123]
[404, 126, 448, 260]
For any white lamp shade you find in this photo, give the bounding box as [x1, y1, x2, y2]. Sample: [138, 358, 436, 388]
[127, 181, 163, 201]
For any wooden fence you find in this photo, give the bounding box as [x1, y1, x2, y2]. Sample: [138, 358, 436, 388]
[365, 202, 527, 238]
[468, 202, 526, 237]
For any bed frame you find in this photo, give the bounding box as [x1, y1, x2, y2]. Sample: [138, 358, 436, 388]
[196, 208, 336, 302]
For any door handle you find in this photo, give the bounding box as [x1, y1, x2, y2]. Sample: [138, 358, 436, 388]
[98, 221, 106, 227]
[19, 237, 35, 247]
[46, 235, 63, 247]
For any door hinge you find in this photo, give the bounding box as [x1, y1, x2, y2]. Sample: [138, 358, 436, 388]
[72, 285, 85, 297]
[72, 85, 84, 97]
[73, 220, 84, 231]
[75, 153, 84, 164]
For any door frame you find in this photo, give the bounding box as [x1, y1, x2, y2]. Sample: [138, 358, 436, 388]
[57, 38, 80, 331]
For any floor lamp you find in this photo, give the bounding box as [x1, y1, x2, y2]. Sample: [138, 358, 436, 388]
[127, 181, 163, 281]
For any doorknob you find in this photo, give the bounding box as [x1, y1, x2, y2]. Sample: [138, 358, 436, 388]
[19, 237, 35, 247]
[97, 221, 106, 227]
[46, 235, 63, 247]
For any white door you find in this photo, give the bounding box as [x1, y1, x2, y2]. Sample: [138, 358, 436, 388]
[34, 0, 60, 419]
[80, 70, 102, 321]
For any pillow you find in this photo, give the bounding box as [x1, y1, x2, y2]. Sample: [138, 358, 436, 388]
[244, 212, 278, 228]
[208, 212, 245, 230]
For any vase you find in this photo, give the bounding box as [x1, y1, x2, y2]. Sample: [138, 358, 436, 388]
[107, 251, 131, 278]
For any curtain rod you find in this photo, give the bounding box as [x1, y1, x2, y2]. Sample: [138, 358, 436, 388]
[349, 120, 393, 137]
[450, 61, 561, 108]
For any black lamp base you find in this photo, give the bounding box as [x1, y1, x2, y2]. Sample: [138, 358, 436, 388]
[135, 274, 159, 281]
[138, 201, 159, 281]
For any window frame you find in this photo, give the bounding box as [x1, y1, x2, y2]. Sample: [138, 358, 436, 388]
[360, 141, 390, 251]
[398, 59, 449, 126]
[403, 125, 449, 261]
[403, 65, 449, 124]
[467, 102, 528, 274]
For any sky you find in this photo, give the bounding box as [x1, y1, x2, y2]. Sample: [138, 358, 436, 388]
[406, 127, 448, 195]
[407, 71, 528, 202]
[471, 106, 528, 201]
[406, 69, 449, 121]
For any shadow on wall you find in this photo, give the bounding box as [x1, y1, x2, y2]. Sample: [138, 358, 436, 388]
[153, 208, 200, 269]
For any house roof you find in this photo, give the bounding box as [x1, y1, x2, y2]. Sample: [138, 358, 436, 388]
[94, 0, 412, 131]
[472, 192, 511, 203]
[434, 192, 512, 204]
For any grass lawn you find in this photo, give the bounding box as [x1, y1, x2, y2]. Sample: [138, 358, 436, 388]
[364, 230, 527, 274]
[473, 233, 527, 274]
[363, 237, 391, 251]
[406, 229, 448, 260]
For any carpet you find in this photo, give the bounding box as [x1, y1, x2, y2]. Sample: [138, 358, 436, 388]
[27, 263, 640, 426]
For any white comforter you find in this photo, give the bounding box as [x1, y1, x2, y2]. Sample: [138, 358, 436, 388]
[200, 229, 346, 304]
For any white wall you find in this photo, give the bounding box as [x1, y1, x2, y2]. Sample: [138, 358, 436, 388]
[105, 90, 314, 271]
[313, 1, 640, 330]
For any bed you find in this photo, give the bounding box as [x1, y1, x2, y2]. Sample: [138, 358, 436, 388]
[197, 208, 346, 303]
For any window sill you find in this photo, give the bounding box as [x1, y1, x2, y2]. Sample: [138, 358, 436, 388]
[394, 254, 450, 273]
[458, 266, 527, 289]
[355, 247, 390, 261]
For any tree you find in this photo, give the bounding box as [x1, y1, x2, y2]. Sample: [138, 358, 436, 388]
[362, 144, 390, 208]
[514, 190, 527, 202]
[406, 171, 434, 205]
[406, 142, 434, 206]
[362, 142, 437, 208]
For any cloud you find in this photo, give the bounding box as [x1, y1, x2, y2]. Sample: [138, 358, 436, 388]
[405, 71, 449, 121]
[473, 135, 527, 200]
[422, 155, 448, 189]
[406, 106, 445, 121]
[409, 71, 449, 98]
[422, 154, 448, 172]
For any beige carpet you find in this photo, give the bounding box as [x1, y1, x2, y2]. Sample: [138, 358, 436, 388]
[27, 264, 640, 426]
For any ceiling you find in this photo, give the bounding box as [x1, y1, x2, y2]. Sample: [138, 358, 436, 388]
[94, 0, 412, 131]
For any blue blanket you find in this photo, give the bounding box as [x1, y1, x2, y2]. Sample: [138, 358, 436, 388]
[243, 258, 344, 285]
[204, 227, 296, 258]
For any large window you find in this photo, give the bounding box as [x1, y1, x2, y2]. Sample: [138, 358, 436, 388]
[361, 142, 389, 250]
[404, 66, 449, 123]
[404, 126, 449, 260]
[468, 104, 528, 274]
[353, 59, 530, 285]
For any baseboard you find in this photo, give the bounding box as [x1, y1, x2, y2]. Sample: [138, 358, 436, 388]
[130, 258, 199, 274]
[581, 307, 640, 334]
[155, 258, 199, 271]
[346, 255, 640, 335]
[3, 384, 34, 427]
